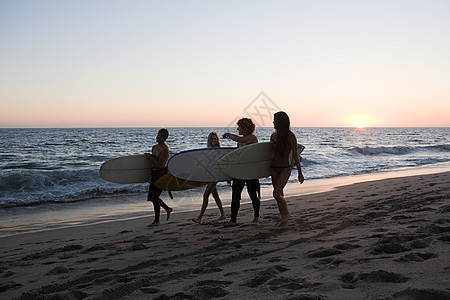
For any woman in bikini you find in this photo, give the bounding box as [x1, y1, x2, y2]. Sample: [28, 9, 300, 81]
[270, 112, 304, 226]
[192, 132, 226, 223]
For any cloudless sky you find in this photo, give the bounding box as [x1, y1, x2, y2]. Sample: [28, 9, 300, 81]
[1, 0, 449, 127]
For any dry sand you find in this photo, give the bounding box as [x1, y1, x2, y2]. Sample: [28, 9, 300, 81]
[1, 171, 449, 300]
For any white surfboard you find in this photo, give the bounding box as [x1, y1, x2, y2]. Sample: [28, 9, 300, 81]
[100, 154, 153, 184]
[167, 147, 236, 182]
[216, 142, 305, 180]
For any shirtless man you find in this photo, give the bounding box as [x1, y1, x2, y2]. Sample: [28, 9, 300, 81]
[223, 118, 260, 223]
[145, 128, 173, 226]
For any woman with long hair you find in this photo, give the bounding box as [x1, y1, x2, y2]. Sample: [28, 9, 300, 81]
[192, 132, 226, 223]
[270, 112, 304, 226]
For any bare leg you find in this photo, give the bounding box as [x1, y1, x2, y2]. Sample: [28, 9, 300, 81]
[211, 185, 226, 220]
[271, 168, 291, 226]
[158, 199, 173, 221]
[166, 207, 173, 221]
[193, 183, 216, 223]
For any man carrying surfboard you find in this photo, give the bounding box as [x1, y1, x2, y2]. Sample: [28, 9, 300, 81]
[145, 128, 173, 227]
[223, 118, 261, 224]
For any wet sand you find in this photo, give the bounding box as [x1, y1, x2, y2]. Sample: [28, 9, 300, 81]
[1, 171, 449, 299]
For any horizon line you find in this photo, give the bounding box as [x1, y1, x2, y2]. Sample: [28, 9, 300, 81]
[1, 126, 449, 129]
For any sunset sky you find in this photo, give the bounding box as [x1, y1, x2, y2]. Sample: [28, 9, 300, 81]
[1, 0, 449, 128]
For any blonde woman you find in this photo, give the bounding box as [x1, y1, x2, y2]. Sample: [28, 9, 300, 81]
[192, 132, 226, 223]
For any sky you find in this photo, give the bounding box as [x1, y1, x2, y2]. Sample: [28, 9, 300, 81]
[1, 0, 449, 128]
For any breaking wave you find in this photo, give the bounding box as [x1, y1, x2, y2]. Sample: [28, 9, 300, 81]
[0, 169, 148, 208]
[352, 144, 449, 156]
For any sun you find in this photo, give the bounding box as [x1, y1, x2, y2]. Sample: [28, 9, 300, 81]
[347, 114, 374, 128]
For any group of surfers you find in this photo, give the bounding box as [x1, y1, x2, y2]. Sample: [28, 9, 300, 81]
[144, 111, 304, 227]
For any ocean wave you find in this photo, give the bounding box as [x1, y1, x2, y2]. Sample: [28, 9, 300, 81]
[352, 146, 412, 155]
[352, 144, 449, 156]
[0, 184, 149, 208]
[0, 169, 148, 208]
[406, 157, 449, 166]
[426, 144, 450, 151]
[3, 163, 61, 171]
[299, 157, 320, 166]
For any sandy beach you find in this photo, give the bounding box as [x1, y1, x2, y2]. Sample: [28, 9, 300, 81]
[1, 171, 449, 299]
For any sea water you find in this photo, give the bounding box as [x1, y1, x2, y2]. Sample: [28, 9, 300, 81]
[0, 127, 449, 235]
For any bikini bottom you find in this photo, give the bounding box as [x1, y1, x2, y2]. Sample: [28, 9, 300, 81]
[271, 166, 291, 174]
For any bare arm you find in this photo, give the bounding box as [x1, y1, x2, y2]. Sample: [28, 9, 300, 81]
[270, 132, 276, 143]
[290, 134, 304, 184]
[223, 133, 258, 146]
[223, 133, 243, 142]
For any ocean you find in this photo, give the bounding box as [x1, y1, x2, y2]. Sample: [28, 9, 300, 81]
[1, 127, 449, 236]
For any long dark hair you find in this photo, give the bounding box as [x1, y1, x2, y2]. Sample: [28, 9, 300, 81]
[274, 111, 292, 155]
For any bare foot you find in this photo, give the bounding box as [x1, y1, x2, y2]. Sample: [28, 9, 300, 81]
[192, 217, 201, 224]
[218, 215, 226, 221]
[147, 222, 160, 227]
[252, 217, 260, 223]
[223, 221, 238, 227]
[166, 208, 173, 221]
[278, 215, 290, 227]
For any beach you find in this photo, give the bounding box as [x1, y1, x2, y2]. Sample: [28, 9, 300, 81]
[1, 171, 449, 299]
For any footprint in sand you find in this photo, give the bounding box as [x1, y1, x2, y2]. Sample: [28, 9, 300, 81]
[340, 270, 408, 289]
[0, 270, 14, 279]
[140, 286, 159, 294]
[390, 288, 450, 299]
[85, 245, 106, 252]
[438, 235, 450, 242]
[313, 257, 346, 269]
[395, 252, 437, 262]
[305, 247, 343, 258]
[242, 265, 289, 288]
[192, 267, 223, 274]
[185, 280, 232, 299]
[370, 243, 410, 255]
[266, 276, 320, 292]
[46, 266, 70, 275]
[369, 234, 428, 255]
[0, 281, 22, 293]
[268, 256, 282, 262]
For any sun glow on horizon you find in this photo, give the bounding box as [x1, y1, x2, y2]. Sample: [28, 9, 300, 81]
[347, 114, 375, 128]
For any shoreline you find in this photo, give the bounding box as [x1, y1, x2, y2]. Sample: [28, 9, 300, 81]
[0, 170, 449, 299]
[1, 163, 449, 238]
